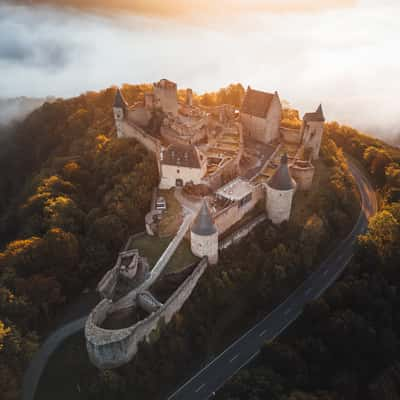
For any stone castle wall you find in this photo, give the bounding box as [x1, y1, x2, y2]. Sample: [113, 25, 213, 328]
[290, 162, 315, 191]
[219, 212, 267, 250]
[160, 125, 207, 146]
[214, 183, 264, 235]
[301, 120, 324, 160]
[97, 266, 119, 299]
[266, 185, 295, 224]
[86, 258, 208, 369]
[154, 83, 178, 115]
[159, 163, 207, 190]
[203, 123, 244, 190]
[126, 108, 152, 128]
[280, 127, 301, 144]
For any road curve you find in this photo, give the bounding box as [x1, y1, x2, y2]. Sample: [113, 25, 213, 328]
[22, 159, 376, 400]
[166, 159, 377, 400]
[22, 317, 87, 400]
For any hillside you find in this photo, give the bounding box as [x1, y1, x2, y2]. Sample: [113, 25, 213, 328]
[217, 129, 400, 400]
[0, 97, 53, 127]
[2, 83, 400, 400]
[0, 86, 159, 400]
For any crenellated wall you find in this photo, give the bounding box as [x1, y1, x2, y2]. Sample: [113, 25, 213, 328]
[85, 258, 208, 369]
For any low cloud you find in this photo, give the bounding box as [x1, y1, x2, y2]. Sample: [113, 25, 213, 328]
[1, 1, 399, 143]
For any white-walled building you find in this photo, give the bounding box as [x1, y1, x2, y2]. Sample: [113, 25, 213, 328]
[240, 86, 282, 144]
[266, 154, 297, 224]
[190, 200, 219, 265]
[159, 143, 207, 189]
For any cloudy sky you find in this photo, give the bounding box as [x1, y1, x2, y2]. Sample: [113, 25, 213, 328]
[1, 0, 399, 139]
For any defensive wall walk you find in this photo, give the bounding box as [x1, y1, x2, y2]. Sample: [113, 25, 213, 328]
[22, 158, 376, 400]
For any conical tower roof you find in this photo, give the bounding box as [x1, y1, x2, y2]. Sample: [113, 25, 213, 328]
[114, 88, 128, 108]
[304, 104, 325, 122]
[267, 154, 296, 191]
[191, 200, 217, 236]
[315, 104, 325, 121]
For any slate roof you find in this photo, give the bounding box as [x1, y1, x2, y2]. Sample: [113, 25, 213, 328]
[191, 200, 217, 236]
[267, 153, 296, 191]
[114, 88, 128, 108]
[303, 104, 325, 122]
[241, 87, 275, 118]
[161, 144, 203, 169]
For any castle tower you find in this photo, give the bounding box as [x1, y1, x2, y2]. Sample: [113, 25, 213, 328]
[113, 88, 128, 138]
[190, 200, 218, 265]
[186, 88, 193, 107]
[266, 154, 297, 224]
[300, 104, 325, 160]
[153, 79, 178, 115]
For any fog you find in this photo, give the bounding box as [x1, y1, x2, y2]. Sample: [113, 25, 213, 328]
[1, 0, 399, 141]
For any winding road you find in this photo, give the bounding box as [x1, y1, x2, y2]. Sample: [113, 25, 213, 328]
[166, 160, 377, 400]
[22, 159, 376, 400]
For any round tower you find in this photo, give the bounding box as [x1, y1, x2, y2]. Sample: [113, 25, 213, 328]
[190, 200, 218, 265]
[266, 154, 297, 224]
[290, 160, 315, 191]
[113, 88, 128, 138]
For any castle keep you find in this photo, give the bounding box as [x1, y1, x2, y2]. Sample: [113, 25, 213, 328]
[85, 79, 326, 368]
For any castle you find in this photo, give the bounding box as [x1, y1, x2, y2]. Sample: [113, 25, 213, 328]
[113, 78, 325, 245]
[84, 79, 325, 369]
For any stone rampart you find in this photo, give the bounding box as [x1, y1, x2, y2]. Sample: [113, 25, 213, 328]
[290, 161, 315, 191]
[126, 108, 151, 128]
[280, 127, 301, 144]
[85, 258, 208, 369]
[97, 267, 119, 299]
[120, 120, 161, 156]
[219, 213, 267, 249]
[203, 123, 244, 190]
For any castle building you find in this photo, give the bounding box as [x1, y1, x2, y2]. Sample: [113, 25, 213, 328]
[153, 79, 179, 115]
[186, 88, 193, 107]
[301, 104, 325, 160]
[159, 143, 207, 189]
[113, 88, 128, 138]
[240, 86, 282, 144]
[266, 154, 297, 224]
[190, 200, 219, 265]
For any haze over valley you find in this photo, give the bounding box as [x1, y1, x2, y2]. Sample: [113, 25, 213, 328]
[1, 0, 400, 143]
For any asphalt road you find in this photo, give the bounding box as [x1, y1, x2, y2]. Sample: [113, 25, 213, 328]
[21, 160, 376, 400]
[167, 160, 377, 400]
[22, 316, 87, 400]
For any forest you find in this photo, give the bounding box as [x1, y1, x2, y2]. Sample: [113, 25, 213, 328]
[0, 82, 399, 400]
[47, 116, 362, 399]
[217, 127, 400, 400]
[0, 85, 159, 399]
